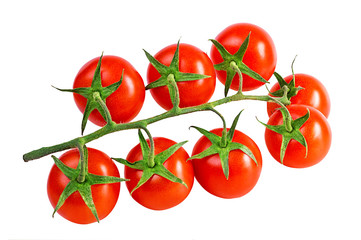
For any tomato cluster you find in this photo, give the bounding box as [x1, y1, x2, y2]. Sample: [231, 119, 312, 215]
[42, 22, 331, 224]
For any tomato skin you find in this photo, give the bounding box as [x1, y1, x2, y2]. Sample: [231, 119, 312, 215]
[147, 43, 216, 110]
[265, 105, 332, 168]
[210, 23, 277, 91]
[191, 128, 262, 199]
[125, 137, 194, 210]
[47, 148, 120, 224]
[73, 55, 145, 126]
[267, 73, 331, 118]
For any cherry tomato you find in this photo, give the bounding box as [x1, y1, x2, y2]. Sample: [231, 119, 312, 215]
[265, 104, 332, 168]
[191, 128, 262, 199]
[47, 148, 120, 224]
[147, 43, 216, 110]
[73, 55, 145, 126]
[210, 23, 277, 91]
[267, 73, 331, 118]
[125, 137, 194, 210]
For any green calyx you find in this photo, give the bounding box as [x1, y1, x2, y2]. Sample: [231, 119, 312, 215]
[257, 108, 309, 164]
[144, 40, 210, 108]
[188, 110, 257, 179]
[51, 145, 127, 223]
[53, 53, 123, 135]
[112, 129, 188, 194]
[268, 56, 303, 100]
[210, 33, 267, 97]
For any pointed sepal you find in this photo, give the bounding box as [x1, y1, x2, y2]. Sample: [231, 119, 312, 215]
[144, 41, 211, 101]
[155, 140, 188, 164]
[51, 180, 78, 218]
[189, 126, 221, 145]
[228, 142, 257, 166]
[189, 111, 256, 179]
[143, 49, 169, 77]
[113, 135, 189, 194]
[53, 53, 124, 134]
[218, 148, 231, 179]
[210, 34, 267, 96]
[227, 110, 243, 142]
[50, 147, 127, 223]
[269, 56, 304, 100]
[188, 145, 219, 161]
[257, 109, 309, 164]
[269, 71, 303, 99]
[77, 185, 99, 223]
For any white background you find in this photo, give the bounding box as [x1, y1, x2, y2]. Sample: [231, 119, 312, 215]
[2, 0, 360, 239]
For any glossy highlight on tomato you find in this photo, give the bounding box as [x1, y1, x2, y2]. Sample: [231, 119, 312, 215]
[267, 73, 331, 118]
[73, 55, 145, 126]
[191, 128, 262, 199]
[147, 43, 216, 110]
[47, 148, 120, 224]
[125, 137, 194, 210]
[210, 23, 277, 91]
[265, 104, 332, 168]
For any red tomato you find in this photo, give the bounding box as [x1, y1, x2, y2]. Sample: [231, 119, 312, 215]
[125, 137, 194, 210]
[267, 73, 331, 118]
[73, 55, 145, 126]
[210, 23, 277, 91]
[47, 148, 120, 224]
[147, 43, 216, 110]
[265, 105, 332, 168]
[191, 128, 262, 199]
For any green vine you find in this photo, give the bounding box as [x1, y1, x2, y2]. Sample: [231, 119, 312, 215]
[23, 87, 291, 162]
[23, 37, 296, 172]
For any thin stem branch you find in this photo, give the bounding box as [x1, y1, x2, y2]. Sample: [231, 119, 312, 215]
[139, 126, 155, 168]
[77, 144, 87, 183]
[167, 74, 180, 110]
[230, 61, 243, 95]
[208, 107, 228, 147]
[94, 92, 113, 126]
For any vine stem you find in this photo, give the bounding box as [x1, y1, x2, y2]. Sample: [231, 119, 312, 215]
[23, 87, 291, 162]
[77, 143, 87, 183]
